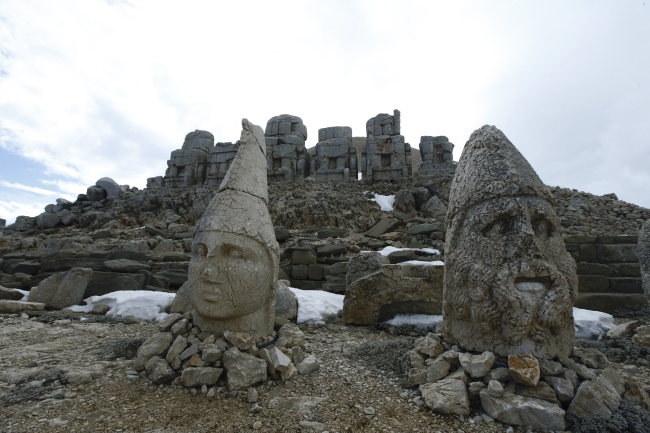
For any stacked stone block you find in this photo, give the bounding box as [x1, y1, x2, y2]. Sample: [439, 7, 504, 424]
[205, 141, 240, 186]
[161, 130, 215, 188]
[362, 110, 412, 181]
[264, 115, 309, 182]
[566, 235, 648, 313]
[312, 126, 357, 181]
[280, 243, 349, 293]
[418, 136, 455, 172]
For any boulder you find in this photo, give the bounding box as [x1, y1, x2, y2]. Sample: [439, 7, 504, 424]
[479, 388, 565, 431]
[296, 355, 319, 375]
[135, 332, 173, 371]
[420, 379, 470, 415]
[421, 196, 447, 218]
[84, 271, 145, 297]
[515, 381, 558, 403]
[365, 219, 399, 239]
[278, 324, 305, 349]
[96, 177, 124, 198]
[35, 212, 61, 229]
[28, 268, 93, 309]
[86, 186, 106, 201]
[623, 379, 650, 412]
[181, 367, 223, 387]
[508, 354, 540, 386]
[149, 358, 177, 384]
[568, 375, 621, 418]
[222, 347, 267, 391]
[343, 262, 443, 325]
[415, 334, 444, 358]
[346, 252, 389, 287]
[0, 286, 24, 301]
[459, 351, 495, 379]
[103, 259, 151, 272]
[275, 281, 298, 320]
[544, 376, 575, 404]
[426, 357, 451, 383]
[0, 300, 45, 314]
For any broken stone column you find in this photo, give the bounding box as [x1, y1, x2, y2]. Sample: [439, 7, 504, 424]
[171, 119, 279, 337]
[412, 136, 456, 198]
[264, 115, 309, 182]
[206, 141, 241, 186]
[162, 130, 214, 188]
[361, 109, 412, 181]
[639, 220, 650, 296]
[311, 126, 357, 181]
[441, 125, 578, 358]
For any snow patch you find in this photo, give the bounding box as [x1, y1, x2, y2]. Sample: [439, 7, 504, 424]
[385, 314, 443, 329]
[288, 287, 344, 325]
[369, 194, 395, 211]
[573, 307, 615, 340]
[67, 290, 176, 322]
[398, 260, 444, 266]
[375, 246, 441, 256]
[15, 289, 30, 301]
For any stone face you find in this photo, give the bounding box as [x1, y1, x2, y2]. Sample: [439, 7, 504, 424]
[184, 119, 279, 337]
[28, 268, 93, 309]
[459, 351, 495, 379]
[442, 125, 578, 358]
[419, 379, 470, 415]
[479, 389, 566, 431]
[343, 262, 444, 325]
[508, 354, 540, 386]
[222, 347, 267, 390]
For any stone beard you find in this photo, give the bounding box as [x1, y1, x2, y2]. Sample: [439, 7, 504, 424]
[443, 196, 578, 358]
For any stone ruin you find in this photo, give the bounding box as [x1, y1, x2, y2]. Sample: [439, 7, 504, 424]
[264, 115, 310, 182]
[205, 141, 240, 186]
[311, 126, 358, 181]
[640, 220, 650, 296]
[361, 109, 412, 181]
[149, 130, 215, 188]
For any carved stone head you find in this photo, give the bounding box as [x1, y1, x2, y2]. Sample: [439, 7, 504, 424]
[442, 125, 578, 358]
[186, 119, 279, 337]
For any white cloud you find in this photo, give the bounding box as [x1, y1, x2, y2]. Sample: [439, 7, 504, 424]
[0, 181, 57, 196]
[0, 200, 49, 225]
[0, 0, 648, 221]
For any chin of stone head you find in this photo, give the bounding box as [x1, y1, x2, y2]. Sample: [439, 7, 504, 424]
[188, 231, 276, 320]
[446, 197, 577, 338]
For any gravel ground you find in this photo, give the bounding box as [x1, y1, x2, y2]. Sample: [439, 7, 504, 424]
[1, 312, 649, 433]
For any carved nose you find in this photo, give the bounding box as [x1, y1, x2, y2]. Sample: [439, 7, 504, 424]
[507, 218, 537, 259]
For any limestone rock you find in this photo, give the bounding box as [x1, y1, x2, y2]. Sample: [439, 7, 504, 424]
[544, 376, 575, 404]
[135, 332, 173, 371]
[421, 195, 448, 219]
[149, 358, 177, 384]
[479, 388, 565, 431]
[407, 368, 427, 387]
[539, 359, 563, 376]
[278, 324, 305, 349]
[568, 375, 621, 418]
[165, 335, 188, 363]
[0, 300, 45, 314]
[96, 177, 124, 198]
[275, 280, 298, 320]
[158, 313, 183, 332]
[426, 357, 451, 383]
[459, 351, 495, 379]
[346, 251, 389, 288]
[28, 267, 93, 309]
[181, 367, 223, 387]
[508, 354, 540, 386]
[419, 378, 470, 415]
[414, 334, 444, 358]
[639, 220, 650, 296]
[632, 325, 650, 347]
[606, 320, 640, 339]
[222, 347, 267, 391]
[446, 368, 470, 385]
[442, 125, 577, 358]
[0, 286, 24, 301]
[484, 367, 512, 383]
[296, 355, 319, 375]
[515, 381, 558, 403]
[558, 354, 596, 381]
[623, 379, 650, 412]
[343, 263, 443, 325]
[261, 346, 291, 373]
[602, 367, 625, 396]
[224, 331, 256, 350]
[103, 259, 151, 272]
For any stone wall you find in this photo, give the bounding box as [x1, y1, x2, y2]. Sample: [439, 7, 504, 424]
[312, 127, 357, 182]
[206, 141, 240, 186]
[566, 235, 648, 313]
[362, 110, 413, 181]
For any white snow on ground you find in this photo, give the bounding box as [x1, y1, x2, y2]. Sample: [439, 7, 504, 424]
[385, 314, 443, 329]
[374, 246, 441, 256]
[369, 193, 395, 211]
[381, 308, 616, 341]
[398, 260, 444, 266]
[67, 290, 176, 322]
[15, 289, 29, 301]
[288, 287, 344, 325]
[574, 307, 615, 340]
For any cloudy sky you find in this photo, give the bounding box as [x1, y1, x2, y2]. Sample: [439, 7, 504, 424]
[1, 0, 648, 224]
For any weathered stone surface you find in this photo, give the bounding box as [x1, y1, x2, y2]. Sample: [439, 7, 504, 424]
[420, 379, 470, 415]
[0, 300, 45, 314]
[275, 280, 298, 320]
[135, 332, 173, 371]
[479, 388, 566, 431]
[568, 375, 621, 418]
[278, 324, 305, 349]
[426, 357, 451, 383]
[265, 114, 309, 182]
[365, 219, 399, 239]
[442, 125, 577, 358]
[406, 368, 427, 387]
[640, 220, 650, 295]
[343, 262, 443, 325]
[623, 379, 650, 412]
[558, 354, 596, 381]
[158, 313, 182, 332]
[185, 119, 279, 337]
[296, 355, 319, 375]
[484, 367, 511, 383]
[414, 334, 444, 358]
[222, 347, 267, 390]
[165, 335, 187, 363]
[84, 271, 145, 297]
[508, 354, 540, 386]
[224, 331, 256, 350]
[362, 110, 412, 181]
[606, 320, 640, 339]
[103, 259, 151, 272]
[181, 367, 223, 387]
[28, 268, 92, 309]
[515, 381, 558, 403]
[574, 293, 648, 313]
[539, 359, 563, 376]
[316, 243, 346, 257]
[346, 252, 389, 287]
[544, 376, 574, 404]
[459, 351, 495, 379]
[421, 195, 448, 219]
[149, 358, 177, 384]
[0, 285, 25, 300]
[96, 177, 124, 198]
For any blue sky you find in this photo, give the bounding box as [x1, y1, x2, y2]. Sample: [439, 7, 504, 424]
[1, 0, 649, 224]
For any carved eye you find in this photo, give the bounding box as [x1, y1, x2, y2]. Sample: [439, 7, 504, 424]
[224, 246, 244, 259]
[483, 218, 510, 239]
[195, 243, 208, 257]
[532, 217, 552, 239]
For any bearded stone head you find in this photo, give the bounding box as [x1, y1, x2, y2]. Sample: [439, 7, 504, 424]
[441, 125, 578, 358]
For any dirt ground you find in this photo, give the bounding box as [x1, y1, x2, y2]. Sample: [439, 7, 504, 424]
[1, 312, 649, 433]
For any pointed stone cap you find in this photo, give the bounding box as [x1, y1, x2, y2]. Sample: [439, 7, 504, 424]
[218, 119, 268, 204]
[447, 125, 555, 231]
[195, 119, 278, 257]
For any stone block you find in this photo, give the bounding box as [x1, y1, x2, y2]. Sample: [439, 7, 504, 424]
[307, 264, 324, 280]
[578, 244, 598, 262]
[578, 275, 610, 292]
[291, 250, 317, 265]
[609, 278, 643, 293]
[597, 244, 639, 263]
[316, 243, 346, 257]
[610, 263, 641, 277]
[576, 263, 617, 277]
[84, 271, 145, 298]
[365, 219, 399, 239]
[0, 300, 45, 314]
[291, 265, 308, 280]
[574, 293, 648, 313]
